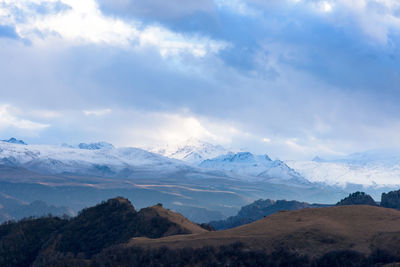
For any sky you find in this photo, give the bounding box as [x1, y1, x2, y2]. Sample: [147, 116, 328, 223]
[0, 0, 400, 160]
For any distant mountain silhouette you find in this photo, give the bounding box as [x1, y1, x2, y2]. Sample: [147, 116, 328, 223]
[0, 192, 72, 223]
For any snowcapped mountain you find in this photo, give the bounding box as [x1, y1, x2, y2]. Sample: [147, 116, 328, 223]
[1, 138, 26, 145]
[78, 142, 114, 150]
[287, 149, 400, 187]
[0, 139, 313, 187]
[151, 139, 231, 164]
[325, 149, 400, 167]
[61, 142, 115, 150]
[199, 152, 310, 186]
[0, 141, 186, 177]
[0, 140, 349, 217]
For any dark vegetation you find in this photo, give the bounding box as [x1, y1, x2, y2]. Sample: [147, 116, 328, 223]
[91, 242, 311, 267]
[381, 189, 400, 209]
[0, 216, 66, 267]
[54, 198, 186, 257]
[336, 191, 377, 206]
[0, 197, 201, 266]
[53, 242, 400, 266]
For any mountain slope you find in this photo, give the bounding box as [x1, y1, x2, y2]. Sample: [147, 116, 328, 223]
[130, 205, 400, 257]
[152, 139, 230, 164]
[0, 141, 186, 177]
[43, 197, 205, 258]
[200, 152, 311, 185]
[287, 149, 400, 187]
[210, 199, 328, 230]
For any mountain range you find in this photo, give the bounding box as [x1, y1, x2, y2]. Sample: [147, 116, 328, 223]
[200, 152, 310, 185]
[3, 138, 400, 223]
[0, 138, 349, 222]
[287, 148, 400, 188]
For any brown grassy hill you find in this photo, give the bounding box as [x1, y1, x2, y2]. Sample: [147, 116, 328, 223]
[129, 205, 400, 257]
[138, 204, 207, 235]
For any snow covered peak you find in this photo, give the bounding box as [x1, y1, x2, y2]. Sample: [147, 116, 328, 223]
[199, 152, 310, 186]
[1, 138, 26, 145]
[78, 142, 114, 150]
[0, 141, 183, 177]
[151, 139, 230, 164]
[212, 152, 272, 163]
[200, 152, 277, 171]
[312, 156, 325, 162]
[289, 148, 400, 187]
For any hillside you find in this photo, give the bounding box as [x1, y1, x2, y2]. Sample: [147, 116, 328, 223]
[0, 197, 207, 267]
[210, 199, 329, 230]
[128, 206, 400, 256]
[3, 200, 400, 266]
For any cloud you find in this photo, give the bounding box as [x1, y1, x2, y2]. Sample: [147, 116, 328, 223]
[215, 0, 259, 16]
[0, 104, 49, 132]
[83, 109, 112, 116]
[1, 0, 400, 161]
[245, 0, 400, 44]
[0, 0, 227, 57]
[97, 0, 215, 19]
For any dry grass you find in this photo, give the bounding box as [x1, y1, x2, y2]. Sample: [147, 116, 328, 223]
[130, 205, 400, 257]
[141, 205, 208, 235]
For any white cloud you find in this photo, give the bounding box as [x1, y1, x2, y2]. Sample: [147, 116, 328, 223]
[319, 1, 333, 12]
[243, 0, 400, 44]
[308, 0, 400, 44]
[216, 0, 259, 16]
[0, 0, 227, 57]
[139, 26, 227, 57]
[121, 112, 244, 148]
[72, 109, 247, 149]
[0, 104, 49, 131]
[262, 137, 271, 143]
[83, 108, 112, 116]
